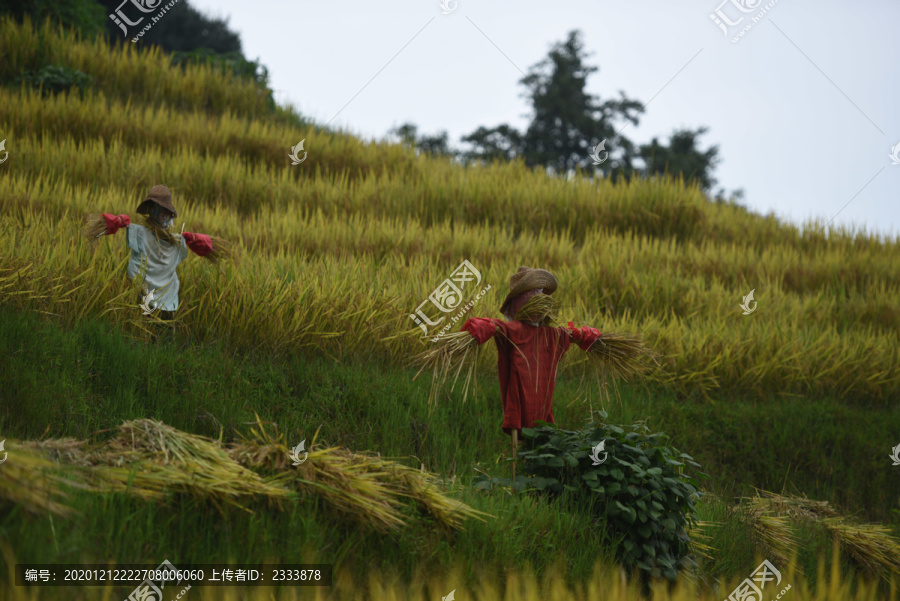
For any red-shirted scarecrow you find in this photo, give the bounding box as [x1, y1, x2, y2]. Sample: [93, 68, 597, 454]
[414, 266, 657, 476]
[460, 267, 602, 445]
[83, 184, 236, 325]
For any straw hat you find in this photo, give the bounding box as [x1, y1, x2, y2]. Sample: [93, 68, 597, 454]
[136, 185, 178, 218]
[499, 266, 558, 315]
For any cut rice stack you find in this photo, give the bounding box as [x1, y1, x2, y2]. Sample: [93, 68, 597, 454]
[228, 416, 491, 532]
[95, 419, 290, 512]
[10, 419, 488, 534]
[0, 441, 84, 517]
[738, 489, 900, 582]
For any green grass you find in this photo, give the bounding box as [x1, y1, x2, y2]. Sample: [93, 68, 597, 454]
[1, 304, 897, 592]
[2, 304, 896, 524]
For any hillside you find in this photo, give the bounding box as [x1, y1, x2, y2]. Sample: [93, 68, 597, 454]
[1, 16, 900, 601]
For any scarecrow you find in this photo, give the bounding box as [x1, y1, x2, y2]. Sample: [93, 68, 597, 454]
[82, 184, 236, 323]
[413, 266, 659, 473]
[459, 267, 602, 446]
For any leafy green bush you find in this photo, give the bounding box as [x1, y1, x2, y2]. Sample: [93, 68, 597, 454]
[13, 64, 92, 95]
[475, 413, 708, 581]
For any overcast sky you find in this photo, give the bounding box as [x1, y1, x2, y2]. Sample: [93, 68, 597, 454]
[190, 0, 900, 243]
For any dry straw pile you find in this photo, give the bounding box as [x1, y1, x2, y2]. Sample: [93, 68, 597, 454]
[4, 418, 490, 533]
[737, 489, 900, 583]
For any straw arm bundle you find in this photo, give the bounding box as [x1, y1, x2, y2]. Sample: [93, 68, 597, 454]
[411, 294, 661, 403]
[81, 213, 239, 264]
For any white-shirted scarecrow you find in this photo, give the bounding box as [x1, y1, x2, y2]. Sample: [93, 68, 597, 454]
[414, 266, 658, 459]
[83, 184, 236, 320]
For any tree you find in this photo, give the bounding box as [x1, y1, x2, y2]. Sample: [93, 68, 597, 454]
[639, 127, 719, 193]
[1, 0, 107, 38]
[94, 0, 242, 53]
[453, 29, 736, 196]
[460, 125, 524, 164]
[517, 30, 643, 178]
[388, 122, 454, 157]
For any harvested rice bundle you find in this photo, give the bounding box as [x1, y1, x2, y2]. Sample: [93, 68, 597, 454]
[81, 184, 238, 321]
[822, 518, 900, 582]
[12, 419, 491, 533]
[742, 490, 900, 582]
[92, 419, 289, 512]
[0, 441, 84, 516]
[18, 438, 95, 466]
[386, 465, 492, 531]
[227, 416, 491, 532]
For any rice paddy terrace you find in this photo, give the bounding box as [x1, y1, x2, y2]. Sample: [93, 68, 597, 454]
[1, 16, 900, 601]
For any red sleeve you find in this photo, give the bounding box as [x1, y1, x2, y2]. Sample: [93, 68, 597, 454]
[102, 213, 130, 235]
[461, 317, 500, 345]
[182, 232, 213, 257]
[567, 322, 602, 351]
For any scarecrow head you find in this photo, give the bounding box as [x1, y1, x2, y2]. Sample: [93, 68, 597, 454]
[136, 184, 177, 229]
[500, 266, 558, 321]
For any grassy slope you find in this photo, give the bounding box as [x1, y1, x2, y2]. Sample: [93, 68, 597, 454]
[0, 307, 894, 587]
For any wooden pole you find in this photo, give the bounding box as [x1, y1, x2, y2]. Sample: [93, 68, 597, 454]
[511, 429, 518, 481]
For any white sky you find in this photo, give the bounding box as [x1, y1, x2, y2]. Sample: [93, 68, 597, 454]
[190, 0, 900, 243]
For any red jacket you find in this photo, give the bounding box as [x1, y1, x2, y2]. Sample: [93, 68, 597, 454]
[461, 318, 601, 437]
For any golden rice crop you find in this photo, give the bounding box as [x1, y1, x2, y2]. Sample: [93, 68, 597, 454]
[0, 16, 272, 117]
[2, 192, 899, 404]
[2, 17, 900, 404]
[2, 125, 898, 305]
